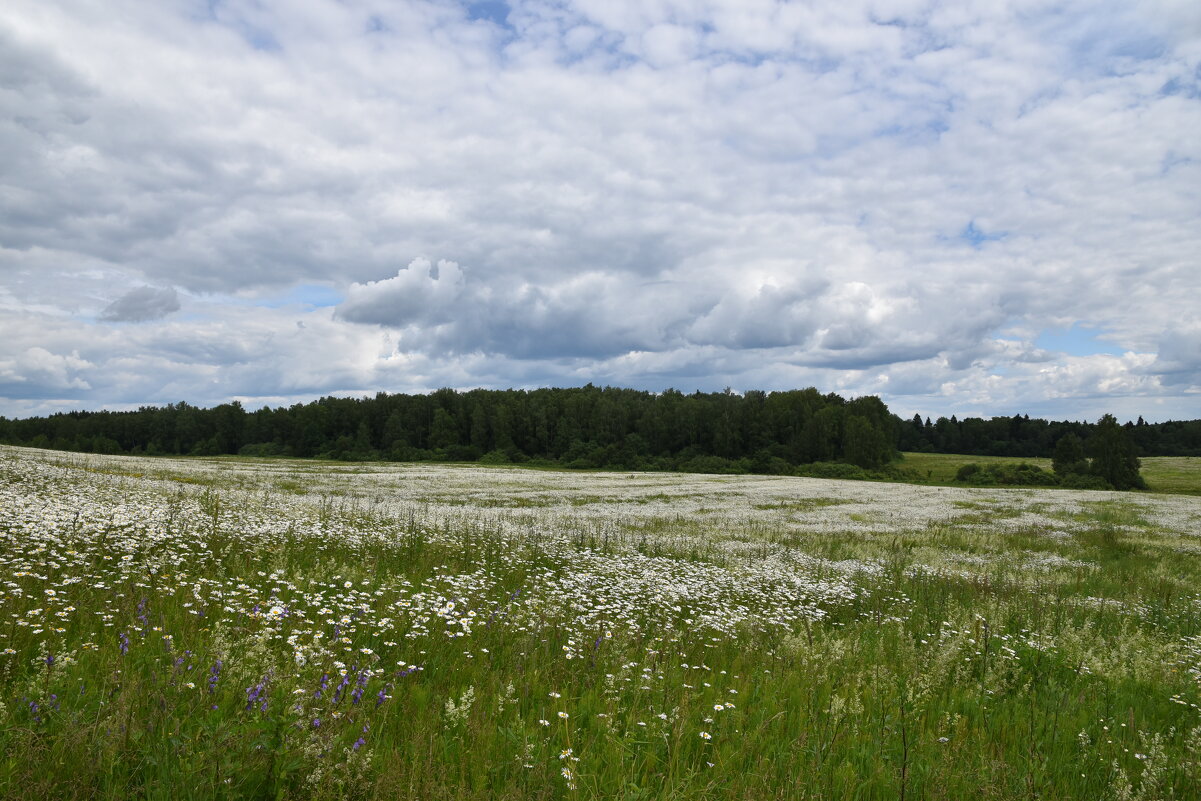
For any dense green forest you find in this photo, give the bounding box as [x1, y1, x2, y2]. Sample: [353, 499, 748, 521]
[897, 412, 1201, 458]
[2, 387, 1192, 484]
[0, 386, 897, 474]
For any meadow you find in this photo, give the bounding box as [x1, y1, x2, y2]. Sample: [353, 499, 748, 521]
[3, 445, 1201, 800]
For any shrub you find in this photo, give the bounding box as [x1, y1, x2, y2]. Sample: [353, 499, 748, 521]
[954, 462, 1060, 487]
[478, 450, 511, 465]
[955, 463, 982, 481]
[1061, 473, 1114, 490]
[796, 462, 869, 480]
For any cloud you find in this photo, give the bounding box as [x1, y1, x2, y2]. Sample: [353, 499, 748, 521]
[1151, 321, 1201, 386]
[337, 258, 467, 328]
[0, 0, 1198, 420]
[99, 286, 180, 322]
[0, 346, 91, 397]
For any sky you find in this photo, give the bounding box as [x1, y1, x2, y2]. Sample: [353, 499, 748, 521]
[1, 0, 1199, 423]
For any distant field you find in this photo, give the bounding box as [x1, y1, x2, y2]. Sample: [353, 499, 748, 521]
[1139, 457, 1201, 496]
[4, 445, 1201, 800]
[900, 452, 1201, 496]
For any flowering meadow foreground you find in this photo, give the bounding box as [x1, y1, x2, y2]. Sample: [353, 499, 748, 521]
[3, 447, 1201, 800]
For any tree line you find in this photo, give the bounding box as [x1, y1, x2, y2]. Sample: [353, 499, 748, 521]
[897, 413, 1201, 458]
[0, 386, 898, 474]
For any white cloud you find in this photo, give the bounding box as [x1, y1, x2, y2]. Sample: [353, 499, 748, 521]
[99, 286, 180, 322]
[0, 0, 1198, 420]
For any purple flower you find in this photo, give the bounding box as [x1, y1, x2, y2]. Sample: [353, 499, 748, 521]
[246, 677, 267, 710]
[118, 632, 129, 655]
[208, 660, 222, 693]
[332, 667, 355, 705]
[351, 671, 368, 705]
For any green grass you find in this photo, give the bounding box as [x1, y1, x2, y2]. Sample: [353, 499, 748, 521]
[3, 447, 1201, 800]
[1139, 456, 1201, 496]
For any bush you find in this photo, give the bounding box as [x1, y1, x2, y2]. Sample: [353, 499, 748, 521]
[478, 449, 511, 465]
[955, 463, 982, 481]
[677, 456, 745, 474]
[1061, 473, 1114, 490]
[749, 452, 792, 475]
[796, 462, 869, 480]
[954, 462, 1060, 487]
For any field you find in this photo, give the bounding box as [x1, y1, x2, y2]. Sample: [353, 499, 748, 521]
[3, 446, 1201, 799]
[900, 452, 1201, 495]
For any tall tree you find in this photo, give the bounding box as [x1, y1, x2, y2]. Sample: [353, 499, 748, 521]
[1051, 433, 1088, 476]
[1089, 414, 1146, 490]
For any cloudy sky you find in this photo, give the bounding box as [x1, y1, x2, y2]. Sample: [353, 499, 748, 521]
[2, 0, 1199, 422]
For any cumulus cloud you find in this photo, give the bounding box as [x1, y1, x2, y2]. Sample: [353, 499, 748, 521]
[0, 0, 1198, 419]
[0, 347, 91, 397]
[99, 286, 180, 322]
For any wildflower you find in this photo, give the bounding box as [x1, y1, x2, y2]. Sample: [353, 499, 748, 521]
[699, 731, 712, 740]
[246, 678, 268, 710]
[209, 660, 222, 693]
[558, 711, 569, 719]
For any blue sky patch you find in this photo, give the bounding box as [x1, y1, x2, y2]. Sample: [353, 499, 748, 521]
[958, 220, 1006, 248]
[1035, 324, 1125, 357]
[466, 1, 510, 27]
[254, 284, 343, 309]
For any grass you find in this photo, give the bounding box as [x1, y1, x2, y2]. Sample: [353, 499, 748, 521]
[2, 446, 1201, 799]
[1138, 457, 1201, 496]
[899, 452, 1054, 484]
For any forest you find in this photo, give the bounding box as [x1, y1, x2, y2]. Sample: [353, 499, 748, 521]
[898, 412, 1201, 458]
[1, 387, 1195, 480]
[0, 386, 897, 474]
